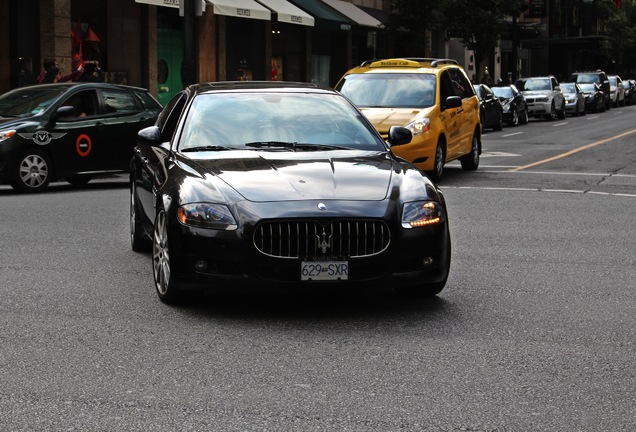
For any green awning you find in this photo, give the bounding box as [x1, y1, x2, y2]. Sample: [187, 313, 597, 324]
[287, 0, 352, 31]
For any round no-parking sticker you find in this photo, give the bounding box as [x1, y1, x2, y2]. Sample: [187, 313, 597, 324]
[76, 134, 92, 157]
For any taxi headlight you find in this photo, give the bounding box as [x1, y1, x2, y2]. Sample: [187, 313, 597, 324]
[405, 118, 431, 136]
[177, 203, 238, 230]
[0, 129, 17, 142]
[402, 201, 444, 228]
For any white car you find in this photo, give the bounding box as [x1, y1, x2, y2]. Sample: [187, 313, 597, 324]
[608, 75, 625, 107]
[515, 76, 566, 121]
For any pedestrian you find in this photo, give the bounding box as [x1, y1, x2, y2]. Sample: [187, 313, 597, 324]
[37, 57, 83, 84]
[41, 66, 62, 84]
[77, 62, 105, 82]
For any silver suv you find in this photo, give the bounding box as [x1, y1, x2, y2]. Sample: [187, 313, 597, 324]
[515, 76, 565, 121]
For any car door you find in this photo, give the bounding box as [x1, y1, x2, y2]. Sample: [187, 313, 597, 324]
[46, 89, 104, 178]
[443, 68, 478, 159]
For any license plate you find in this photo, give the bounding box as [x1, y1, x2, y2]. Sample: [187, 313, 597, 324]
[301, 261, 349, 281]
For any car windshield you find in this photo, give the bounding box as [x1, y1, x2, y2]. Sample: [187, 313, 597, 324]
[178, 92, 386, 152]
[518, 79, 551, 91]
[0, 87, 67, 117]
[573, 74, 601, 84]
[337, 73, 437, 109]
[578, 83, 596, 92]
[560, 83, 576, 93]
[492, 87, 513, 99]
[608, 77, 618, 86]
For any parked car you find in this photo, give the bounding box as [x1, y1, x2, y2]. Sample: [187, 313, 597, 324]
[473, 84, 503, 131]
[0, 82, 162, 192]
[130, 81, 452, 304]
[515, 76, 565, 121]
[623, 79, 636, 105]
[608, 75, 625, 107]
[335, 58, 481, 182]
[569, 70, 611, 111]
[560, 82, 586, 116]
[492, 84, 529, 126]
[578, 82, 605, 113]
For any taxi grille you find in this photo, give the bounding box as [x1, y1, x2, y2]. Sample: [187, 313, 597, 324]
[254, 220, 391, 259]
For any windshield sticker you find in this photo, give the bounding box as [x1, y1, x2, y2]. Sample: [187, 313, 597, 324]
[18, 131, 67, 146]
[76, 134, 92, 157]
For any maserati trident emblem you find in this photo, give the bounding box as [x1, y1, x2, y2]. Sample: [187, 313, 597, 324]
[317, 202, 327, 211]
[317, 229, 332, 254]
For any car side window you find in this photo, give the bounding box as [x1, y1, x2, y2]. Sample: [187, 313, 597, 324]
[58, 90, 98, 120]
[439, 71, 454, 104]
[157, 93, 187, 142]
[552, 77, 559, 89]
[101, 89, 139, 114]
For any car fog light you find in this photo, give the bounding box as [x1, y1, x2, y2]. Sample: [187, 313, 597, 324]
[422, 257, 434, 267]
[195, 260, 208, 271]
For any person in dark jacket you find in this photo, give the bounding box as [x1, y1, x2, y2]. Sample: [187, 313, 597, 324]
[77, 62, 105, 82]
[41, 66, 62, 83]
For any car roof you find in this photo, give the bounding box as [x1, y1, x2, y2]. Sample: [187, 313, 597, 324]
[341, 58, 463, 75]
[16, 82, 151, 93]
[189, 81, 335, 96]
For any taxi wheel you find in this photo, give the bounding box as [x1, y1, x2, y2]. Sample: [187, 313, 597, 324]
[11, 149, 52, 193]
[130, 186, 151, 252]
[153, 209, 183, 304]
[427, 141, 445, 182]
[460, 133, 480, 171]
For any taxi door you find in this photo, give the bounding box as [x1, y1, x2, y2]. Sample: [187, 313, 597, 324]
[438, 71, 463, 160]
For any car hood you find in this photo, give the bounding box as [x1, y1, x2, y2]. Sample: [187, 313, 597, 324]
[358, 107, 429, 134]
[187, 151, 397, 202]
[522, 90, 551, 97]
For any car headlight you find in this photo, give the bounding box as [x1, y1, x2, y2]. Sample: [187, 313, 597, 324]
[402, 201, 444, 228]
[536, 97, 548, 102]
[0, 129, 17, 142]
[177, 203, 238, 230]
[405, 118, 431, 136]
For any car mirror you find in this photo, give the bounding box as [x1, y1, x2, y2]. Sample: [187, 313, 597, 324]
[444, 96, 462, 110]
[54, 105, 78, 120]
[387, 126, 412, 146]
[138, 125, 161, 144]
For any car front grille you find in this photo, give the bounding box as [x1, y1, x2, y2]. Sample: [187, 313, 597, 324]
[254, 220, 391, 259]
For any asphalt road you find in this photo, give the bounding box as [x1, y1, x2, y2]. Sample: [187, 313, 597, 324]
[1, 106, 635, 431]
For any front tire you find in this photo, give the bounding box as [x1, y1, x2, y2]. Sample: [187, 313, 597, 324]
[153, 209, 183, 304]
[10, 149, 52, 193]
[426, 141, 445, 182]
[545, 102, 556, 121]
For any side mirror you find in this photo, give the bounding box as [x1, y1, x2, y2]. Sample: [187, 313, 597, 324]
[387, 126, 412, 146]
[137, 125, 161, 144]
[444, 96, 462, 110]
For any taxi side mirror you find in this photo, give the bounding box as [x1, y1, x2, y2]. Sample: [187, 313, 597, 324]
[444, 96, 462, 110]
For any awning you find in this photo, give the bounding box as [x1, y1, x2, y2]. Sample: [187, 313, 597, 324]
[287, 0, 352, 31]
[206, 0, 271, 20]
[321, 0, 381, 28]
[134, 0, 180, 8]
[255, 0, 314, 26]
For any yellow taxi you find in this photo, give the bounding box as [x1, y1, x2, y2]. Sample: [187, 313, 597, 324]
[335, 58, 481, 181]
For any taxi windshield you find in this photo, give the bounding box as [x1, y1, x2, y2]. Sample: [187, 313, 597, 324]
[337, 73, 436, 109]
[0, 87, 67, 117]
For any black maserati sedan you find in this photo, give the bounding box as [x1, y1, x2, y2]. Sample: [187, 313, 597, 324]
[0, 82, 161, 192]
[130, 82, 452, 304]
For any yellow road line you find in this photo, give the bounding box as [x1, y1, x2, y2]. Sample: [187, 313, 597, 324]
[509, 129, 636, 172]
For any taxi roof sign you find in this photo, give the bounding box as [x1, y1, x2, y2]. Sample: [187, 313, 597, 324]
[367, 59, 422, 68]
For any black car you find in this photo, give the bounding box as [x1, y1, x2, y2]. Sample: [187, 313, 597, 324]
[569, 70, 611, 111]
[0, 82, 162, 192]
[491, 84, 529, 126]
[473, 84, 503, 131]
[578, 82, 605, 113]
[130, 82, 451, 304]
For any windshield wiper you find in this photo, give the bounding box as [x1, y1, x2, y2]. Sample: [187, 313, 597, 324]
[245, 141, 349, 151]
[181, 145, 233, 152]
